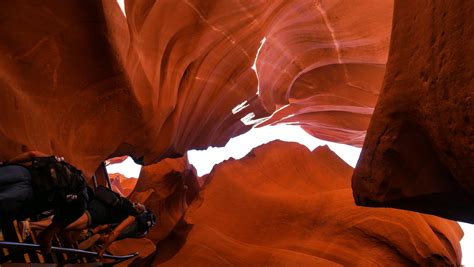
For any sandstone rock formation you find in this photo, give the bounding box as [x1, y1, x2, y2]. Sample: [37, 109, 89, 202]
[108, 237, 156, 266]
[109, 172, 137, 197]
[0, 0, 392, 176]
[0, 0, 143, 176]
[130, 156, 200, 244]
[0, 0, 470, 265]
[352, 1, 474, 223]
[101, 156, 199, 265]
[157, 141, 462, 266]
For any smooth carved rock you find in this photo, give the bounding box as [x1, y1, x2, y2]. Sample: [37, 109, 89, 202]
[109, 172, 137, 197]
[0, 0, 392, 175]
[352, 1, 474, 222]
[159, 141, 462, 266]
[256, 0, 392, 147]
[107, 237, 156, 266]
[0, 0, 143, 176]
[129, 156, 200, 244]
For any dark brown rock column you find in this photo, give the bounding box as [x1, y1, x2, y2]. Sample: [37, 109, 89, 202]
[352, 1, 474, 222]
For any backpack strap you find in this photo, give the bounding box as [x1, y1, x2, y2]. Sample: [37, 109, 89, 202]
[94, 185, 121, 207]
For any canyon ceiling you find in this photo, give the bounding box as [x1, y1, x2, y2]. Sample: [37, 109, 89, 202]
[0, 0, 472, 265]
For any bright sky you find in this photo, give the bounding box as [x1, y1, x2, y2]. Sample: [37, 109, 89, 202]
[461, 222, 474, 266]
[106, 156, 141, 178]
[188, 124, 361, 176]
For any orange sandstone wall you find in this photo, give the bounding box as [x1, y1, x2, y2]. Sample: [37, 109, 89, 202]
[156, 141, 462, 266]
[106, 156, 200, 265]
[0, 0, 392, 176]
[130, 156, 199, 244]
[0, 0, 143, 176]
[352, 1, 474, 222]
[0, 0, 469, 263]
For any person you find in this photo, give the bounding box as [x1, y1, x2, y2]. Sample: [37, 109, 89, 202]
[0, 151, 89, 252]
[21, 185, 156, 255]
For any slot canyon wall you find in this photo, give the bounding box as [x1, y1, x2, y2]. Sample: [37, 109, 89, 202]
[0, 0, 392, 177]
[352, 1, 474, 222]
[118, 141, 462, 266]
[0, 0, 471, 265]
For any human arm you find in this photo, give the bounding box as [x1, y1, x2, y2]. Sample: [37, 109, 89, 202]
[8, 151, 49, 164]
[98, 215, 136, 257]
[92, 224, 112, 234]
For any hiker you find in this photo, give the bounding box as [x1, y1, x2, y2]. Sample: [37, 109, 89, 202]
[21, 185, 156, 255]
[0, 151, 89, 252]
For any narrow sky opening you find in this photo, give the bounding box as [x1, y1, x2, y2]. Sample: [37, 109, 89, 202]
[188, 124, 360, 177]
[252, 37, 267, 96]
[116, 0, 126, 16]
[106, 156, 141, 178]
[460, 222, 474, 266]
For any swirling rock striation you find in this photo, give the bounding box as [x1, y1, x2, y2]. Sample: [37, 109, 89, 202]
[0, 0, 392, 175]
[158, 141, 462, 266]
[130, 156, 200, 244]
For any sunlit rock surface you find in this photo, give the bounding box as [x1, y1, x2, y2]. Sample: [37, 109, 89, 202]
[0, 0, 392, 176]
[158, 141, 462, 266]
[105, 157, 199, 265]
[129, 156, 199, 244]
[352, 1, 474, 223]
[109, 172, 137, 197]
[1, 0, 469, 265]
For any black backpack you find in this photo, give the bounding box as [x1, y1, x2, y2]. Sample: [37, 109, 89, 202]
[94, 185, 121, 207]
[30, 156, 86, 203]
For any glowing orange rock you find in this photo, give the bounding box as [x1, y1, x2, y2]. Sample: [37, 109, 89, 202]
[0, 0, 392, 174]
[129, 156, 199, 244]
[156, 141, 462, 266]
[108, 173, 137, 197]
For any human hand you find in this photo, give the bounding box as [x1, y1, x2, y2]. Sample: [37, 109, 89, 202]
[98, 248, 105, 258]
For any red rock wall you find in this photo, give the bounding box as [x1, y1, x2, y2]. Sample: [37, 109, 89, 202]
[0, 0, 144, 176]
[0, 0, 392, 176]
[0, 0, 469, 263]
[108, 172, 137, 197]
[130, 156, 200, 244]
[352, 1, 474, 222]
[104, 156, 200, 265]
[256, 0, 392, 146]
[156, 141, 462, 266]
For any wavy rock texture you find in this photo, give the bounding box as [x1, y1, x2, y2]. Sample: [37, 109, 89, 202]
[1, 0, 468, 264]
[109, 172, 137, 197]
[0, 0, 143, 176]
[104, 156, 200, 265]
[0, 0, 392, 176]
[108, 237, 156, 266]
[158, 141, 462, 266]
[255, 1, 391, 146]
[352, 1, 474, 222]
[129, 156, 200, 244]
